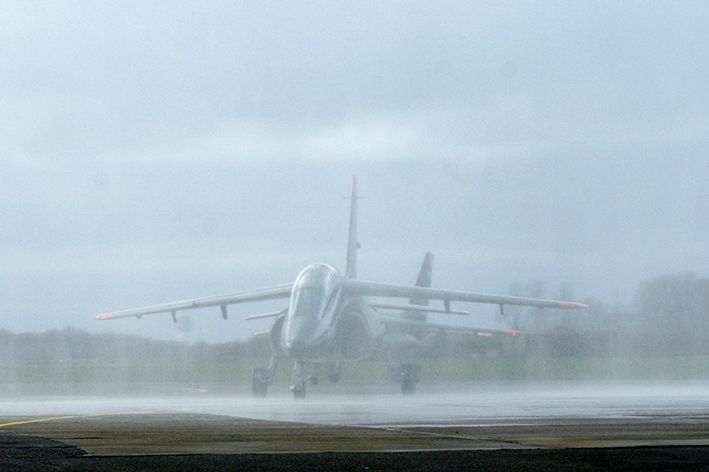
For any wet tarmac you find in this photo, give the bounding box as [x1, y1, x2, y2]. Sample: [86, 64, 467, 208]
[0, 381, 707, 470]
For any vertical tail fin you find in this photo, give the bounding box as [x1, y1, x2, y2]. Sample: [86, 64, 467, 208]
[345, 176, 359, 279]
[403, 252, 434, 322]
[410, 252, 434, 305]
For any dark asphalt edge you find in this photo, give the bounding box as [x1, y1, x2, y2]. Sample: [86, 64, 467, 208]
[55, 447, 709, 472]
[2, 430, 708, 471]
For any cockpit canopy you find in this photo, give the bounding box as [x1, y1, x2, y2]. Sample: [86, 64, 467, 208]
[289, 264, 341, 319]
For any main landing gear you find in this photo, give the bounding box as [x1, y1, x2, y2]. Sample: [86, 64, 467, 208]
[251, 356, 280, 398]
[309, 363, 321, 386]
[389, 362, 420, 395]
[328, 363, 341, 383]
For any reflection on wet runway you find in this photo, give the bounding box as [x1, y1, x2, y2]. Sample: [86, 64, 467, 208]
[1, 381, 707, 427]
[0, 381, 706, 457]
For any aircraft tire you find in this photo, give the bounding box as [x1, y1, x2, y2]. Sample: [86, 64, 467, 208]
[292, 380, 306, 399]
[328, 365, 341, 383]
[252, 368, 268, 398]
[400, 363, 418, 395]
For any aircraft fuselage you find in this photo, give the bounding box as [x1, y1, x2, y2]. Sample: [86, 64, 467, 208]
[278, 263, 382, 362]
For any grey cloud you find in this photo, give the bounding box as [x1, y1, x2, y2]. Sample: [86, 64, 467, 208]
[0, 1, 707, 341]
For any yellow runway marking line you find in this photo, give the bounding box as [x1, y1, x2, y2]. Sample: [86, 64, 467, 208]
[0, 416, 79, 428]
[0, 411, 160, 429]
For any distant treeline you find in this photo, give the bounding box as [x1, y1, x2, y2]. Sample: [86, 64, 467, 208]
[497, 272, 709, 357]
[0, 328, 270, 364]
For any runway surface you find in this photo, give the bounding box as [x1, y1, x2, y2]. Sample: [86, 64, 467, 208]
[0, 381, 707, 470]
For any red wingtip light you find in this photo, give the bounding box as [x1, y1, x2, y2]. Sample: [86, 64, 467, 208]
[558, 302, 588, 309]
[96, 312, 113, 320]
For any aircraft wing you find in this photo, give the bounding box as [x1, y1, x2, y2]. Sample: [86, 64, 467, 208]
[380, 314, 524, 336]
[369, 301, 468, 315]
[343, 279, 587, 310]
[96, 283, 293, 320]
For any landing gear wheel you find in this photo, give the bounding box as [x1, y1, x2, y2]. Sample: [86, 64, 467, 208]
[400, 363, 419, 395]
[328, 364, 341, 384]
[252, 368, 268, 398]
[292, 380, 306, 399]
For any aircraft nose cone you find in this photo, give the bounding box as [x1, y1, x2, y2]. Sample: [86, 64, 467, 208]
[284, 317, 316, 355]
[285, 338, 311, 358]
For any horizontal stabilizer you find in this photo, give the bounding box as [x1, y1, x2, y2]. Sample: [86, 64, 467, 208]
[381, 315, 525, 337]
[370, 302, 468, 316]
[245, 310, 286, 320]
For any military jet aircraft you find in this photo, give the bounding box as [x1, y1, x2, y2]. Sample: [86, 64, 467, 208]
[97, 178, 587, 398]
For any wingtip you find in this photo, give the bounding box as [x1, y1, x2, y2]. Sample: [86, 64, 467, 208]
[96, 312, 113, 320]
[558, 302, 589, 309]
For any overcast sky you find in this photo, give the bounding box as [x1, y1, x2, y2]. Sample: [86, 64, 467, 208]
[1, 1, 707, 341]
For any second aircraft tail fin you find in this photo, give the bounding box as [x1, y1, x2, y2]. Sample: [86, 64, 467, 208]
[403, 252, 434, 321]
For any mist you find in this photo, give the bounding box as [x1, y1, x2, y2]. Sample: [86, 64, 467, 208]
[0, 0, 707, 398]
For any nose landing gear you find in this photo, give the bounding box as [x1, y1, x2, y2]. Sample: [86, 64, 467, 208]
[291, 360, 308, 399]
[291, 379, 307, 399]
[253, 359, 328, 399]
